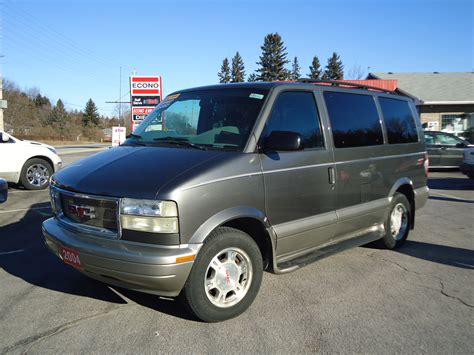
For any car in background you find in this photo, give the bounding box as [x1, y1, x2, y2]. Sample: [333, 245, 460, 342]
[0, 131, 62, 190]
[423, 131, 472, 168]
[0, 178, 7, 203]
[460, 147, 474, 179]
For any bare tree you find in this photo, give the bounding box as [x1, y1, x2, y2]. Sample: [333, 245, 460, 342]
[346, 64, 366, 80]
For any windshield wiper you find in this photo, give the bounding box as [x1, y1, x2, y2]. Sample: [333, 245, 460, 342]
[126, 133, 142, 139]
[153, 137, 208, 150]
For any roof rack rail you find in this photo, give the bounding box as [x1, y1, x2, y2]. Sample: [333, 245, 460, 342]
[297, 78, 396, 94]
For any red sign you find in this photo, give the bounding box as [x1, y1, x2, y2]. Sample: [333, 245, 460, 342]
[130, 76, 162, 96]
[132, 107, 154, 115]
[130, 75, 162, 128]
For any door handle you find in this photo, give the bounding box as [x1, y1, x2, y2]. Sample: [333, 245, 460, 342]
[328, 167, 336, 185]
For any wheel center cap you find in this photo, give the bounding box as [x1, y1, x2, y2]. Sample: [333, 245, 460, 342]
[216, 264, 238, 292]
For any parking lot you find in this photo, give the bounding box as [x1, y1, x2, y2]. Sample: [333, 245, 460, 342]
[0, 151, 473, 353]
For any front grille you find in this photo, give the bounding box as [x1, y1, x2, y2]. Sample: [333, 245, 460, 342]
[60, 193, 118, 231]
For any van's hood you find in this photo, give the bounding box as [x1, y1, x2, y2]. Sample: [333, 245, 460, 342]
[52, 146, 224, 199]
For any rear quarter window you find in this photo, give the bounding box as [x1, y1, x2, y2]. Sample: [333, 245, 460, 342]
[379, 97, 419, 144]
[324, 91, 383, 148]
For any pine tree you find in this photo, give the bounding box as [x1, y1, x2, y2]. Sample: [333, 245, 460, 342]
[231, 52, 245, 83]
[256, 33, 289, 81]
[48, 99, 67, 130]
[83, 98, 100, 127]
[218, 58, 231, 83]
[308, 55, 322, 80]
[322, 52, 344, 80]
[247, 73, 258, 82]
[34, 94, 51, 108]
[290, 57, 301, 80]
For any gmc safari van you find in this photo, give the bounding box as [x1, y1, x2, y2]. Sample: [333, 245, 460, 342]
[42, 81, 429, 322]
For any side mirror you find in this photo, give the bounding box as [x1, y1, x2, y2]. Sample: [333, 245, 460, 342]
[262, 131, 302, 151]
[0, 178, 8, 203]
[1, 133, 10, 142]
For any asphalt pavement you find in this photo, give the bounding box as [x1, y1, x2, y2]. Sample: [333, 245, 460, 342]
[0, 153, 473, 353]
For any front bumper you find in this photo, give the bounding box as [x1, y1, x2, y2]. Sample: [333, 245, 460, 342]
[42, 218, 201, 297]
[53, 161, 62, 172]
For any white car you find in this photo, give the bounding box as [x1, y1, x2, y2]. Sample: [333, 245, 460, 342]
[0, 131, 62, 190]
[460, 147, 474, 179]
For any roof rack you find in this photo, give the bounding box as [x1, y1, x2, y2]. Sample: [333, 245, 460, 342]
[297, 78, 396, 94]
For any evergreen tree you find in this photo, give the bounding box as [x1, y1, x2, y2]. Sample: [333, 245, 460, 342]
[231, 52, 246, 83]
[322, 52, 344, 80]
[82, 98, 100, 127]
[247, 73, 258, 82]
[308, 55, 322, 80]
[256, 33, 289, 81]
[217, 58, 231, 83]
[48, 99, 67, 130]
[34, 94, 51, 108]
[290, 57, 301, 80]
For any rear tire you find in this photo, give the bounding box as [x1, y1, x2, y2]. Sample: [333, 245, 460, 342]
[376, 192, 411, 249]
[180, 227, 263, 322]
[20, 158, 52, 190]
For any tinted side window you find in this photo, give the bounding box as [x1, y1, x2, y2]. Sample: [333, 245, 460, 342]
[379, 97, 418, 144]
[324, 92, 383, 148]
[263, 91, 323, 149]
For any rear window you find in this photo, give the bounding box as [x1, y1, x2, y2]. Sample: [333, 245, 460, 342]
[324, 91, 383, 148]
[379, 97, 418, 144]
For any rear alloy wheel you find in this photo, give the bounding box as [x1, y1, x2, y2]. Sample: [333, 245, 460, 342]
[181, 227, 263, 322]
[20, 158, 53, 190]
[376, 192, 411, 249]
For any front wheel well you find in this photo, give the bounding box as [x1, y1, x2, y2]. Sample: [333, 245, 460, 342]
[222, 217, 273, 271]
[24, 156, 55, 170]
[395, 184, 415, 229]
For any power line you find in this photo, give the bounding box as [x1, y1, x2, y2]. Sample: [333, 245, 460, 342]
[2, 1, 132, 74]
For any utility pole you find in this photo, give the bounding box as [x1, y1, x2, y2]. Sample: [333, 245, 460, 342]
[106, 67, 130, 127]
[119, 66, 122, 126]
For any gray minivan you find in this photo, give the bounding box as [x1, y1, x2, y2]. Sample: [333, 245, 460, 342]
[42, 81, 429, 322]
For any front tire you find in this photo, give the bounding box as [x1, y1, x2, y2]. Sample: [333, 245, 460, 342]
[20, 158, 53, 190]
[181, 227, 263, 322]
[376, 192, 411, 249]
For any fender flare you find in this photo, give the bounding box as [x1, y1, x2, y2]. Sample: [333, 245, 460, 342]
[188, 206, 271, 245]
[388, 177, 414, 201]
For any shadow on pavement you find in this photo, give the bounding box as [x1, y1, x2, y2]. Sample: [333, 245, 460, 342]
[428, 177, 474, 191]
[114, 288, 198, 322]
[428, 195, 474, 204]
[396, 240, 474, 270]
[0, 203, 126, 304]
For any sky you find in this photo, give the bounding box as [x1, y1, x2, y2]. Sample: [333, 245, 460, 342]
[1, 0, 473, 116]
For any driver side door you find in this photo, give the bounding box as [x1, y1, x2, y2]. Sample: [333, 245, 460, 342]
[435, 133, 466, 167]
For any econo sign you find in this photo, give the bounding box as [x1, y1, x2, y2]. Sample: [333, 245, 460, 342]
[129, 76, 162, 131]
[130, 76, 162, 96]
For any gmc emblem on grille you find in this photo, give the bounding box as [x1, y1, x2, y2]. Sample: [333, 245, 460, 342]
[67, 204, 96, 219]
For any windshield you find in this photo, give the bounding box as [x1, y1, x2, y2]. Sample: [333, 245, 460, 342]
[126, 88, 268, 151]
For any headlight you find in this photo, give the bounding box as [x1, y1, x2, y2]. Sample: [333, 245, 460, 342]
[120, 198, 179, 234]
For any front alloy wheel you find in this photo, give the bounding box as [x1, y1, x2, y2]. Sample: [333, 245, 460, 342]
[204, 247, 253, 308]
[20, 158, 53, 190]
[181, 227, 263, 322]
